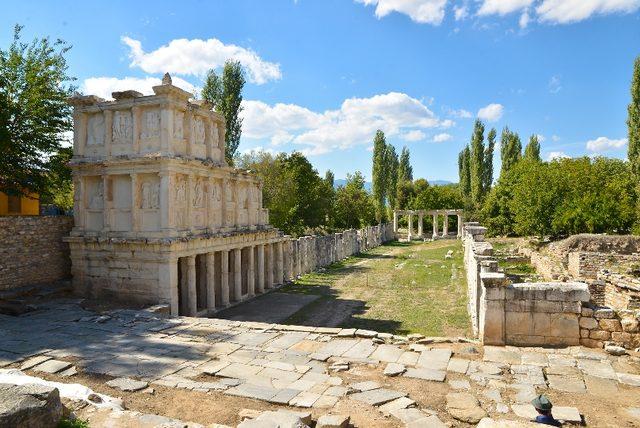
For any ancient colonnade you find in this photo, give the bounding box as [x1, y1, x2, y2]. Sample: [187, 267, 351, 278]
[392, 209, 464, 240]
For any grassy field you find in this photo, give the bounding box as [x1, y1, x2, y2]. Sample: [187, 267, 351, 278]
[280, 240, 471, 337]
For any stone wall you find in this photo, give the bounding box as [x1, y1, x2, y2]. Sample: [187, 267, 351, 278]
[518, 246, 567, 281]
[568, 251, 640, 279]
[596, 271, 640, 310]
[0, 216, 73, 291]
[579, 306, 640, 349]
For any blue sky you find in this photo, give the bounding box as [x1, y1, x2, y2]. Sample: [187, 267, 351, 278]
[2, 0, 639, 182]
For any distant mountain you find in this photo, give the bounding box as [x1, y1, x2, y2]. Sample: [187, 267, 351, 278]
[333, 179, 453, 190]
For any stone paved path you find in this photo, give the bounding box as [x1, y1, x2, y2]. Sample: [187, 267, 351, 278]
[1, 300, 639, 427]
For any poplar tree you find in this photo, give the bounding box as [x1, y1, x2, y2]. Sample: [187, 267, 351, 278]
[458, 146, 471, 198]
[500, 127, 522, 178]
[324, 170, 335, 188]
[398, 147, 413, 182]
[524, 135, 541, 162]
[483, 128, 496, 193]
[628, 56, 640, 177]
[371, 130, 388, 220]
[202, 60, 245, 164]
[386, 144, 399, 209]
[470, 119, 485, 204]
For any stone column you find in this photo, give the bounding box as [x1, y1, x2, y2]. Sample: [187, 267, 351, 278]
[443, 215, 449, 237]
[161, 258, 179, 316]
[160, 105, 173, 153]
[220, 250, 230, 306]
[247, 246, 255, 298]
[185, 110, 194, 156]
[130, 173, 139, 231]
[257, 244, 265, 293]
[206, 253, 216, 310]
[186, 174, 193, 233]
[393, 211, 398, 232]
[457, 214, 463, 238]
[266, 244, 274, 289]
[73, 112, 87, 157]
[432, 213, 438, 238]
[132, 106, 141, 155]
[104, 110, 113, 157]
[418, 212, 423, 237]
[234, 248, 242, 302]
[407, 212, 414, 240]
[276, 241, 284, 286]
[102, 176, 111, 231]
[187, 255, 197, 316]
[159, 172, 172, 232]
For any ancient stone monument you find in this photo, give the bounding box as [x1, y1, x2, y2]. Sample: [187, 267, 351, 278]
[393, 209, 464, 240]
[66, 75, 285, 316]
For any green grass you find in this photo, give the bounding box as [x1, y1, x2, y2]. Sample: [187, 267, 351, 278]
[58, 419, 89, 428]
[281, 240, 471, 337]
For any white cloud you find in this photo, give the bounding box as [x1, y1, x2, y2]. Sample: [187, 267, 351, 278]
[477, 0, 533, 16]
[121, 36, 281, 85]
[551, 134, 561, 142]
[401, 130, 427, 141]
[449, 108, 473, 118]
[82, 76, 198, 99]
[477, 103, 504, 122]
[432, 132, 452, 142]
[586, 136, 628, 152]
[548, 75, 562, 93]
[241, 146, 277, 156]
[242, 92, 449, 156]
[547, 151, 570, 161]
[536, 134, 546, 142]
[355, 0, 448, 25]
[537, 0, 640, 24]
[454, 4, 469, 20]
[519, 10, 531, 28]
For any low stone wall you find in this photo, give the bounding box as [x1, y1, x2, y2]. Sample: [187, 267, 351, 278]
[579, 306, 640, 349]
[285, 223, 394, 278]
[0, 216, 74, 291]
[595, 271, 640, 310]
[518, 246, 567, 281]
[568, 251, 640, 279]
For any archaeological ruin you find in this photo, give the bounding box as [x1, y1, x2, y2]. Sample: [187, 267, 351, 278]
[393, 209, 464, 241]
[65, 75, 393, 317]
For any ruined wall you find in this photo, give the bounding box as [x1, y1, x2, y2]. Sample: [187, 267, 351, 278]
[0, 216, 74, 291]
[568, 251, 640, 279]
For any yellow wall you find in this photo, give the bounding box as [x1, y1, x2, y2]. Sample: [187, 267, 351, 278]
[0, 191, 40, 215]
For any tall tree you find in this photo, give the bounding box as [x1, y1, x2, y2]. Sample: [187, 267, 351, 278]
[324, 169, 335, 188]
[470, 119, 485, 204]
[524, 134, 541, 162]
[0, 25, 74, 198]
[371, 130, 388, 220]
[202, 60, 245, 164]
[458, 146, 471, 198]
[500, 127, 522, 178]
[483, 128, 496, 193]
[398, 146, 413, 182]
[629, 56, 640, 177]
[386, 144, 399, 209]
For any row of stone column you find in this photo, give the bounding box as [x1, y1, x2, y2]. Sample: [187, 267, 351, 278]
[392, 211, 464, 240]
[177, 241, 285, 316]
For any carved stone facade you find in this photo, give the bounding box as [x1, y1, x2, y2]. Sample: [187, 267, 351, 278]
[65, 77, 279, 316]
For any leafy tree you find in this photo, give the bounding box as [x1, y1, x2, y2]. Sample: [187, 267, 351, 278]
[42, 146, 74, 210]
[458, 146, 471, 198]
[386, 144, 399, 210]
[371, 130, 388, 220]
[523, 134, 541, 162]
[628, 56, 640, 178]
[333, 171, 376, 229]
[469, 119, 485, 204]
[499, 127, 522, 178]
[398, 146, 413, 182]
[395, 179, 416, 210]
[202, 60, 245, 164]
[483, 128, 496, 193]
[0, 25, 74, 199]
[324, 170, 335, 188]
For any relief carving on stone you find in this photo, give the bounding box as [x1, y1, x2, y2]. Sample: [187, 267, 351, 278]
[175, 177, 187, 226]
[174, 111, 184, 139]
[141, 109, 160, 139]
[88, 180, 104, 210]
[211, 122, 219, 147]
[193, 117, 206, 145]
[193, 179, 204, 208]
[140, 181, 160, 209]
[87, 114, 105, 146]
[238, 184, 248, 209]
[112, 111, 133, 144]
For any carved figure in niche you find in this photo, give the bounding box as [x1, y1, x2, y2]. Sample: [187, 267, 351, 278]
[211, 180, 222, 203]
[225, 180, 234, 202]
[87, 114, 105, 146]
[238, 185, 248, 209]
[193, 118, 205, 145]
[175, 179, 186, 226]
[89, 181, 104, 209]
[113, 111, 132, 144]
[193, 180, 204, 208]
[142, 110, 160, 139]
[140, 182, 159, 209]
[173, 111, 184, 139]
[211, 123, 219, 147]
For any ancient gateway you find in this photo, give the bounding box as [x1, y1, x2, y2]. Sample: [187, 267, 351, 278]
[393, 209, 464, 240]
[65, 75, 392, 317]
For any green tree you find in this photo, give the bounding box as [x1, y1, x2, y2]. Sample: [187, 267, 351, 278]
[333, 171, 376, 229]
[500, 127, 522, 178]
[398, 146, 413, 182]
[523, 134, 541, 162]
[371, 130, 388, 220]
[469, 119, 485, 204]
[0, 25, 74, 199]
[325, 170, 335, 188]
[386, 144, 399, 210]
[458, 146, 471, 198]
[483, 128, 496, 193]
[628, 56, 640, 177]
[202, 60, 245, 164]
